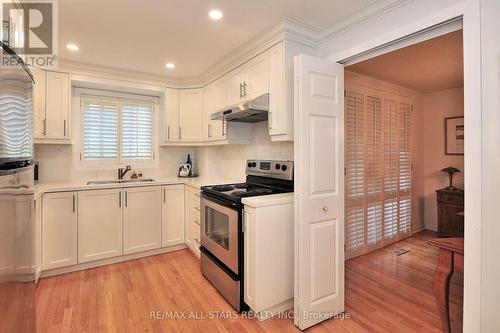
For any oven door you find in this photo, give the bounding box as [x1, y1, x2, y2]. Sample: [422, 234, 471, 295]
[201, 194, 239, 274]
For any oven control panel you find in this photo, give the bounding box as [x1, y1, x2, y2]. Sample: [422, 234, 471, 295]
[246, 159, 293, 181]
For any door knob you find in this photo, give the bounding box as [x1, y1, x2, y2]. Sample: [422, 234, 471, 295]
[322, 206, 328, 213]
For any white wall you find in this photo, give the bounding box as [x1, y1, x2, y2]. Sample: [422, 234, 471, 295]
[197, 122, 294, 180]
[423, 87, 464, 231]
[480, 0, 500, 330]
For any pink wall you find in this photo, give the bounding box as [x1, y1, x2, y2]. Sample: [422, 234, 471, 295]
[423, 87, 464, 231]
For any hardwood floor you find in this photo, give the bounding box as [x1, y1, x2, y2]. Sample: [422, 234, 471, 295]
[35, 231, 463, 332]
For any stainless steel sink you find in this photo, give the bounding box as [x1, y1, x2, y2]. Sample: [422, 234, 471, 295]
[86, 178, 155, 186]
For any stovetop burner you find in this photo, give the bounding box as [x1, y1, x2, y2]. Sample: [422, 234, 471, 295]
[211, 184, 235, 192]
[232, 188, 274, 198]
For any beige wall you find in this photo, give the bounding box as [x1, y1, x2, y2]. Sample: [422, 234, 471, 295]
[423, 87, 464, 231]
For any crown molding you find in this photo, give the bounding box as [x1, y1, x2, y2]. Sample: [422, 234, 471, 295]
[318, 0, 415, 43]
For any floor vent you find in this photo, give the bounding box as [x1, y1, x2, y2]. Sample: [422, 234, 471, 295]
[391, 248, 410, 256]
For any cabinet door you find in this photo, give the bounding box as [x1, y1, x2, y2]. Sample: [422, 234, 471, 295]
[161, 185, 185, 247]
[165, 88, 179, 141]
[243, 208, 256, 309]
[78, 189, 123, 263]
[203, 78, 226, 140]
[45, 71, 70, 139]
[245, 52, 270, 100]
[42, 192, 77, 269]
[124, 187, 162, 254]
[179, 89, 203, 141]
[31, 68, 46, 139]
[268, 43, 285, 135]
[226, 66, 246, 106]
[184, 187, 195, 248]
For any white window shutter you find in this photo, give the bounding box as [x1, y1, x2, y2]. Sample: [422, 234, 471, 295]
[82, 97, 119, 160]
[121, 100, 153, 160]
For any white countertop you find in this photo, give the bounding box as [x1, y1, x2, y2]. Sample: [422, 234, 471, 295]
[34, 177, 242, 199]
[242, 192, 294, 208]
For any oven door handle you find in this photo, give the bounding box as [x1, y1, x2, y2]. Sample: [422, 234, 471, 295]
[201, 193, 241, 209]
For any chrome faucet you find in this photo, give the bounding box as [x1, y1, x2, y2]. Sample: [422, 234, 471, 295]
[118, 165, 132, 180]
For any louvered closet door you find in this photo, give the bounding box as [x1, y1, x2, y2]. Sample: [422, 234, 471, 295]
[345, 84, 365, 259]
[364, 88, 383, 253]
[345, 83, 413, 259]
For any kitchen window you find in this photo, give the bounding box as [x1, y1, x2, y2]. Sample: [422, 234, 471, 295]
[76, 89, 157, 168]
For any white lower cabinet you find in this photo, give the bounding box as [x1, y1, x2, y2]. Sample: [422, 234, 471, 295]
[243, 196, 294, 318]
[161, 185, 185, 247]
[78, 189, 123, 263]
[184, 185, 201, 257]
[42, 192, 77, 270]
[123, 187, 162, 254]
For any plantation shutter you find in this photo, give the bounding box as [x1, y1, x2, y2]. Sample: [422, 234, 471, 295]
[82, 97, 118, 160]
[345, 86, 365, 258]
[121, 100, 153, 160]
[345, 82, 413, 259]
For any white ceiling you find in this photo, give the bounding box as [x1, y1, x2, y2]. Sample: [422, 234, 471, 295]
[59, 0, 377, 79]
[347, 30, 464, 93]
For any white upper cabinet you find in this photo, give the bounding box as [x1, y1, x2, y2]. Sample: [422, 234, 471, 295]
[268, 43, 286, 137]
[244, 52, 270, 100]
[32, 69, 71, 143]
[78, 189, 123, 263]
[226, 66, 246, 106]
[203, 77, 227, 141]
[179, 89, 203, 142]
[161, 185, 185, 247]
[123, 186, 162, 254]
[164, 88, 180, 142]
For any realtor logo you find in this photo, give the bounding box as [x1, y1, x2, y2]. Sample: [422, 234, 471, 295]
[1, 0, 58, 68]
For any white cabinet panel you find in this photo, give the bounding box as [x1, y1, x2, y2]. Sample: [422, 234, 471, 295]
[31, 68, 46, 139]
[124, 186, 162, 254]
[269, 43, 285, 135]
[45, 71, 69, 139]
[164, 88, 180, 141]
[161, 185, 185, 247]
[78, 189, 123, 263]
[203, 78, 227, 140]
[245, 52, 270, 100]
[179, 89, 203, 141]
[42, 192, 77, 269]
[226, 67, 246, 106]
[184, 186, 200, 257]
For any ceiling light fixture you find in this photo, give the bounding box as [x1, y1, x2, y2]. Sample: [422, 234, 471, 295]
[165, 63, 175, 69]
[66, 43, 79, 51]
[208, 9, 223, 20]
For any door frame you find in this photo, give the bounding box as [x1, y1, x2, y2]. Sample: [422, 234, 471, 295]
[323, 2, 482, 331]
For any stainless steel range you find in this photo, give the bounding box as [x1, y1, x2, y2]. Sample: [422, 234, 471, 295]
[200, 160, 294, 311]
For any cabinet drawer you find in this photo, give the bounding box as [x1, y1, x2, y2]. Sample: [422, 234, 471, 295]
[437, 191, 464, 205]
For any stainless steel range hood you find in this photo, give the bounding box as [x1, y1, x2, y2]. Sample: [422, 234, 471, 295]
[211, 93, 269, 123]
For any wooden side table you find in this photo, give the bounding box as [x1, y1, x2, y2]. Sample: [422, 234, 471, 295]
[436, 189, 464, 237]
[427, 237, 464, 333]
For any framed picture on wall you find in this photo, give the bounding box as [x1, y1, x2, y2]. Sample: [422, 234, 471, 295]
[445, 116, 464, 155]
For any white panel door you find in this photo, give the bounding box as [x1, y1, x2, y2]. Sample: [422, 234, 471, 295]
[42, 192, 77, 269]
[179, 89, 203, 141]
[78, 189, 123, 263]
[161, 185, 185, 247]
[31, 67, 46, 139]
[165, 88, 180, 141]
[244, 52, 270, 100]
[123, 186, 162, 254]
[294, 54, 344, 330]
[226, 66, 246, 106]
[45, 71, 69, 139]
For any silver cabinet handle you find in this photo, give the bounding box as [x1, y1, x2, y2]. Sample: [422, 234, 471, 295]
[208, 124, 212, 138]
[125, 191, 128, 207]
[239, 83, 243, 99]
[163, 188, 166, 203]
[167, 126, 170, 140]
[119, 191, 122, 207]
[322, 206, 328, 213]
[63, 120, 67, 137]
[178, 126, 181, 140]
[243, 82, 248, 97]
[42, 118, 47, 136]
[72, 194, 76, 212]
[222, 120, 226, 136]
[268, 111, 272, 130]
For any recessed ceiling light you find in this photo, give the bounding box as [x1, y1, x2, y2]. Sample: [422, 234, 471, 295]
[208, 9, 223, 20]
[165, 63, 175, 69]
[66, 43, 79, 51]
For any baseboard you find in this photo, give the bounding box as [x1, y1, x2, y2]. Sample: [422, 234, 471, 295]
[40, 243, 187, 278]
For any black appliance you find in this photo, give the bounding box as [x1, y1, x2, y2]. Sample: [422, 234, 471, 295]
[200, 159, 293, 311]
